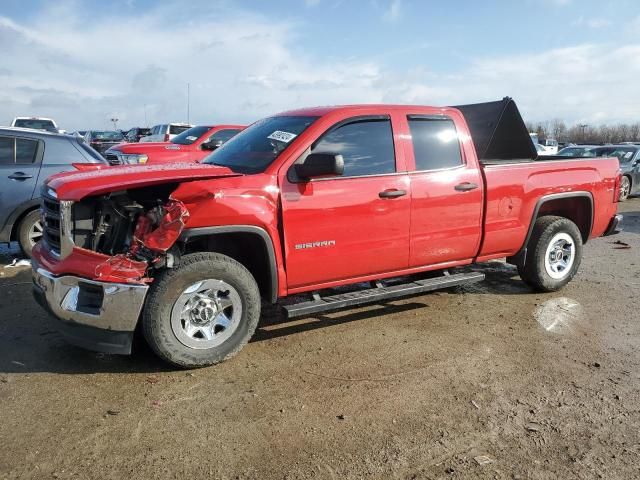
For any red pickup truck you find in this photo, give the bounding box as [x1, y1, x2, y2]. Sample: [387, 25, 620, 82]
[32, 98, 622, 368]
[103, 125, 244, 165]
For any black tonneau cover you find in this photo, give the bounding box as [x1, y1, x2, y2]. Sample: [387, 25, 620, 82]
[452, 97, 537, 162]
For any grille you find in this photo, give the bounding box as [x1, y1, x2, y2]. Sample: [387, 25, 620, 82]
[42, 196, 61, 255]
[105, 153, 122, 165]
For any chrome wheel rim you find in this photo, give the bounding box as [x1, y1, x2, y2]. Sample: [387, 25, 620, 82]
[620, 177, 630, 200]
[171, 279, 242, 349]
[29, 220, 44, 246]
[544, 232, 575, 280]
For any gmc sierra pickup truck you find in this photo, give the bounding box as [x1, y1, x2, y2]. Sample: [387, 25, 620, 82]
[32, 98, 622, 368]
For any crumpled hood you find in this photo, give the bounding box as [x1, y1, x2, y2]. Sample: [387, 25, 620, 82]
[47, 163, 241, 201]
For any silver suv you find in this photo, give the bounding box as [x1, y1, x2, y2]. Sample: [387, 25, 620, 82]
[140, 123, 193, 143]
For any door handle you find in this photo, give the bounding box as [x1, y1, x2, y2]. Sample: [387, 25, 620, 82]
[379, 189, 407, 199]
[8, 172, 33, 181]
[454, 182, 478, 192]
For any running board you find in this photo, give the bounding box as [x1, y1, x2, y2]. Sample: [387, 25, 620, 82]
[284, 271, 485, 319]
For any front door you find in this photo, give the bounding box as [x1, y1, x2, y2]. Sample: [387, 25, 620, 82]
[0, 135, 41, 230]
[281, 117, 411, 290]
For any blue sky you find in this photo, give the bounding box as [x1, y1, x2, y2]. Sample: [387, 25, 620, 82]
[1, 0, 639, 129]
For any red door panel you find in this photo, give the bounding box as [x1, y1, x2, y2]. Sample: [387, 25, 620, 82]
[281, 174, 411, 289]
[409, 167, 483, 266]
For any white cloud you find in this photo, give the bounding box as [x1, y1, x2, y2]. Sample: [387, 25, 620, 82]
[0, 2, 638, 130]
[572, 16, 612, 29]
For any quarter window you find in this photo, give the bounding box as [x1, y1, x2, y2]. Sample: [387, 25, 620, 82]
[311, 119, 395, 177]
[408, 117, 463, 171]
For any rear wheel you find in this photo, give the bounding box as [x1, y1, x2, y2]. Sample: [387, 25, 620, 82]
[619, 176, 631, 201]
[142, 252, 261, 368]
[17, 209, 43, 258]
[518, 216, 583, 292]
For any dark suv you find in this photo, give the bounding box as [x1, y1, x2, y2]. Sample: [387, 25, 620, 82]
[0, 127, 108, 257]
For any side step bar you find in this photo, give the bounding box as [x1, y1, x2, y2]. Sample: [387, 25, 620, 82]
[284, 271, 485, 319]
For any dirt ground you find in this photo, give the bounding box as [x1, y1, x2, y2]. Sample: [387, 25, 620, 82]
[1, 200, 640, 480]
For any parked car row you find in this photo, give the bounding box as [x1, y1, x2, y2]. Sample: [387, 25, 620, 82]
[557, 144, 640, 200]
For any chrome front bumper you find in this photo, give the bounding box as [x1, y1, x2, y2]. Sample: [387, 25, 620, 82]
[32, 267, 149, 354]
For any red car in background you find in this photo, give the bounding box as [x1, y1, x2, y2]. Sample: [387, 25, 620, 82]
[103, 125, 244, 165]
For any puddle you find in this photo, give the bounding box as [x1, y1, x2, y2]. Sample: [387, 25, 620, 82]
[534, 297, 583, 333]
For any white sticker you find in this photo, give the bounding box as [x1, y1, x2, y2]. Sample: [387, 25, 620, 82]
[624, 152, 633, 159]
[267, 130, 297, 143]
[185, 136, 198, 141]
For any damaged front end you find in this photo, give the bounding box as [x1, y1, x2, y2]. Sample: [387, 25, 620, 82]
[40, 183, 189, 284]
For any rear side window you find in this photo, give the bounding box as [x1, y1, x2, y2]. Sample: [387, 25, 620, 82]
[16, 138, 38, 163]
[311, 119, 396, 177]
[170, 125, 191, 135]
[408, 117, 463, 171]
[0, 136, 13, 164]
[0, 136, 39, 164]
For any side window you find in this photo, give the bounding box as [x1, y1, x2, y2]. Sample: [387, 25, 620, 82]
[15, 138, 38, 164]
[0, 136, 14, 164]
[408, 117, 463, 171]
[311, 119, 395, 177]
[207, 129, 242, 144]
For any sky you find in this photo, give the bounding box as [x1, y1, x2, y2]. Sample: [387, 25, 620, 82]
[1, 0, 639, 130]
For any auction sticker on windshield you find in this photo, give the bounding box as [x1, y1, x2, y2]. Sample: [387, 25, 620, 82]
[267, 131, 297, 143]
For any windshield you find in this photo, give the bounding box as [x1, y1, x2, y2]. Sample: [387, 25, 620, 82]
[172, 126, 211, 145]
[203, 116, 318, 173]
[91, 131, 124, 141]
[14, 119, 57, 132]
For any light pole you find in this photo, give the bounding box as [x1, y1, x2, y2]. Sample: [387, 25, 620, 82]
[110, 117, 119, 130]
[579, 124, 588, 142]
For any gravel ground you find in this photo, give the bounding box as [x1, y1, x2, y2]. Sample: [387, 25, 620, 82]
[1, 199, 639, 480]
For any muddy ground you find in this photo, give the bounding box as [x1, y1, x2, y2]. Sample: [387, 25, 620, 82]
[1, 200, 640, 480]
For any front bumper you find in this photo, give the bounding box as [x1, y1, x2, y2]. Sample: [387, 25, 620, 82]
[32, 266, 149, 354]
[603, 214, 623, 236]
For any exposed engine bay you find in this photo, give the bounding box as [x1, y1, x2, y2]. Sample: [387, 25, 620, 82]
[67, 183, 189, 282]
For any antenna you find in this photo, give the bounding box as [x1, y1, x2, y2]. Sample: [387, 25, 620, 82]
[187, 83, 190, 124]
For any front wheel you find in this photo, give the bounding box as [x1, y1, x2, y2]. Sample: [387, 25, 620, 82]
[517, 216, 583, 292]
[142, 252, 261, 368]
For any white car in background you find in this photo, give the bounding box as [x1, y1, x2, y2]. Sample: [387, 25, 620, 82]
[11, 117, 60, 133]
[140, 123, 193, 142]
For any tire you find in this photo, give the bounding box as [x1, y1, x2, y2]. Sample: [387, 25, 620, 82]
[17, 209, 43, 258]
[518, 216, 583, 292]
[619, 175, 631, 201]
[142, 252, 261, 368]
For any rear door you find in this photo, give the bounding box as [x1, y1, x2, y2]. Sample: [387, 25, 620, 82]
[0, 135, 42, 229]
[281, 116, 411, 289]
[404, 115, 483, 267]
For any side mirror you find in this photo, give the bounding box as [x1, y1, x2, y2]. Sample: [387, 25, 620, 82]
[295, 153, 344, 180]
[202, 139, 224, 151]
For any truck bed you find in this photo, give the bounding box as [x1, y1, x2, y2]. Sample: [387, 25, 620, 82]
[478, 156, 620, 260]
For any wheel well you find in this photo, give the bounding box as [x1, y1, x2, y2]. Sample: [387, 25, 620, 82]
[182, 232, 276, 302]
[10, 206, 39, 241]
[536, 196, 592, 243]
